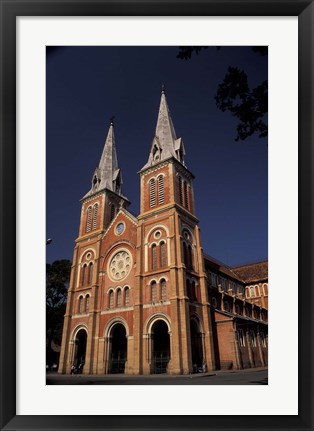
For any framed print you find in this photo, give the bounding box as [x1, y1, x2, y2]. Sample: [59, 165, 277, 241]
[1, 1, 313, 430]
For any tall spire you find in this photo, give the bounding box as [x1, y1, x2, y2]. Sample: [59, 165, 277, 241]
[83, 120, 122, 198]
[141, 87, 185, 170]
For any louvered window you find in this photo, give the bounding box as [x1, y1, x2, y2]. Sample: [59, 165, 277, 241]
[158, 175, 164, 204]
[109, 290, 114, 308]
[92, 203, 98, 230]
[88, 263, 93, 284]
[160, 241, 166, 267]
[117, 289, 122, 307]
[81, 264, 87, 286]
[152, 244, 157, 270]
[124, 287, 130, 306]
[149, 178, 156, 207]
[151, 282, 157, 302]
[86, 206, 92, 232]
[78, 296, 83, 313]
[85, 295, 90, 312]
[161, 279, 167, 300]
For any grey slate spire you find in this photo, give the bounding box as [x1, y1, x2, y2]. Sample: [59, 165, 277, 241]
[83, 120, 123, 198]
[141, 87, 186, 170]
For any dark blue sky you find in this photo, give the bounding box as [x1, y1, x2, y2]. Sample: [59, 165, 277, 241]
[46, 46, 267, 267]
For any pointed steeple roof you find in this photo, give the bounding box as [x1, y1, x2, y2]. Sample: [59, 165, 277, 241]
[141, 87, 186, 170]
[83, 120, 123, 198]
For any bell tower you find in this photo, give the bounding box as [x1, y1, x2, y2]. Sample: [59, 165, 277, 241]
[59, 119, 130, 374]
[79, 119, 129, 238]
[134, 88, 215, 374]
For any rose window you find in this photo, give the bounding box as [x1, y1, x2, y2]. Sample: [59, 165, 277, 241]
[109, 251, 131, 281]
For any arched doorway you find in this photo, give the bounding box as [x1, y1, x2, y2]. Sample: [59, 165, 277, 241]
[151, 320, 170, 374]
[73, 329, 87, 373]
[109, 323, 127, 374]
[190, 319, 203, 372]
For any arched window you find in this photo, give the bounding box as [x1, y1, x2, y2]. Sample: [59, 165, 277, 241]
[78, 296, 84, 313]
[152, 244, 157, 271]
[85, 295, 90, 313]
[245, 306, 252, 317]
[149, 178, 156, 207]
[186, 279, 191, 299]
[191, 281, 197, 301]
[224, 301, 230, 312]
[124, 287, 130, 306]
[151, 281, 157, 302]
[188, 244, 193, 269]
[92, 203, 98, 230]
[110, 204, 115, 221]
[160, 279, 167, 300]
[260, 332, 266, 347]
[250, 286, 255, 297]
[160, 241, 166, 267]
[235, 304, 241, 315]
[158, 175, 164, 204]
[178, 176, 183, 205]
[86, 206, 92, 233]
[81, 264, 87, 286]
[88, 262, 93, 285]
[109, 290, 114, 309]
[183, 242, 188, 267]
[116, 289, 122, 307]
[263, 284, 268, 295]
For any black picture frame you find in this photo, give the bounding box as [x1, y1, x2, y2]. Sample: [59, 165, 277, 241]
[0, 1, 313, 430]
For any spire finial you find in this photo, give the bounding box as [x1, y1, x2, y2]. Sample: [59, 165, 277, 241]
[109, 115, 115, 126]
[161, 83, 165, 94]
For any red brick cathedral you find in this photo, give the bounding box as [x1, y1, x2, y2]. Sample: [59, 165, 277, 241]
[59, 90, 268, 375]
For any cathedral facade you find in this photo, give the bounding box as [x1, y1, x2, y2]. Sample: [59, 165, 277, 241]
[58, 90, 268, 375]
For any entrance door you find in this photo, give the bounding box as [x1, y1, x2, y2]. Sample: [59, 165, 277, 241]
[73, 329, 87, 373]
[190, 320, 203, 372]
[109, 324, 127, 373]
[152, 320, 170, 374]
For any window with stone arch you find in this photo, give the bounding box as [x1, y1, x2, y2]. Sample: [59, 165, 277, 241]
[186, 278, 191, 300]
[92, 203, 98, 230]
[182, 229, 195, 270]
[81, 264, 87, 286]
[157, 175, 164, 204]
[78, 296, 84, 313]
[85, 294, 90, 313]
[86, 206, 92, 233]
[88, 262, 93, 285]
[191, 280, 197, 301]
[224, 300, 230, 312]
[151, 243, 157, 271]
[160, 279, 167, 300]
[151, 281, 157, 302]
[149, 178, 156, 207]
[187, 244, 193, 269]
[116, 288, 122, 307]
[124, 286, 130, 306]
[160, 241, 167, 267]
[108, 290, 114, 309]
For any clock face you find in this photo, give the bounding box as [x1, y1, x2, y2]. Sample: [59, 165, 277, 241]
[108, 250, 131, 281]
[116, 222, 125, 235]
